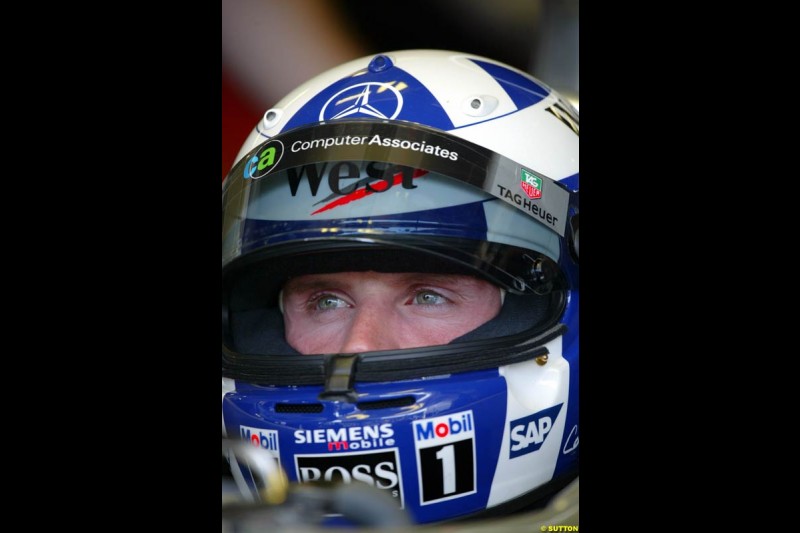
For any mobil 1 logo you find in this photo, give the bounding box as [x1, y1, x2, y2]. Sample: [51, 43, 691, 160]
[412, 410, 476, 505]
[295, 448, 404, 508]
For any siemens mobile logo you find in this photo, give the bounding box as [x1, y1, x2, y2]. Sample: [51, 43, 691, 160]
[295, 424, 395, 451]
[508, 404, 563, 458]
[413, 411, 474, 443]
[240, 425, 280, 455]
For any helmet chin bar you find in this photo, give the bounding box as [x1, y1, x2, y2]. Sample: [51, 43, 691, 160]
[221, 322, 566, 388]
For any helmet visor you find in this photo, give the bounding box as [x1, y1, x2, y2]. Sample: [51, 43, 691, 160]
[223, 120, 571, 269]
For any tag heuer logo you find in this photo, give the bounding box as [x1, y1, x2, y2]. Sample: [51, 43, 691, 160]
[520, 169, 543, 199]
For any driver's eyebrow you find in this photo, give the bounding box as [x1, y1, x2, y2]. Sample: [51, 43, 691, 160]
[283, 277, 336, 294]
[283, 273, 475, 294]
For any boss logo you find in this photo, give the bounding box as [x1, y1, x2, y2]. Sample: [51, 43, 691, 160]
[295, 449, 404, 507]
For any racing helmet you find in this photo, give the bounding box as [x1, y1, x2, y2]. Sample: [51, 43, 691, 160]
[222, 49, 579, 524]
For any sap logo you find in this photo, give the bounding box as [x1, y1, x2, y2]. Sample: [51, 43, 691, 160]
[240, 425, 280, 454]
[413, 410, 474, 443]
[243, 139, 284, 180]
[319, 82, 404, 122]
[508, 404, 563, 458]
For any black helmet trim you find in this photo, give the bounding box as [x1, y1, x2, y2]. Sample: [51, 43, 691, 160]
[223, 120, 572, 241]
[221, 321, 566, 385]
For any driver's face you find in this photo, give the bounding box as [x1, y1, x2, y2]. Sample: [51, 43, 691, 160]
[281, 271, 502, 354]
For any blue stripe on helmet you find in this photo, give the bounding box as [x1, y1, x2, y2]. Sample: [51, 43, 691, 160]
[558, 173, 579, 192]
[468, 59, 550, 111]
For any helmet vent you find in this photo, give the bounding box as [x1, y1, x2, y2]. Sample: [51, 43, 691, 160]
[368, 54, 393, 73]
[545, 102, 579, 135]
[262, 108, 282, 130]
[356, 396, 416, 411]
[274, 403, 324, 413]
[462, 95, 498, 117]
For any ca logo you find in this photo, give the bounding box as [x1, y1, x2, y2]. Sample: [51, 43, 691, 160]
[244, 139, 284, 180]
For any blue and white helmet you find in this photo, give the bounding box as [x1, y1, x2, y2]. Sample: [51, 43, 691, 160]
[222, 49, 578, 524]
